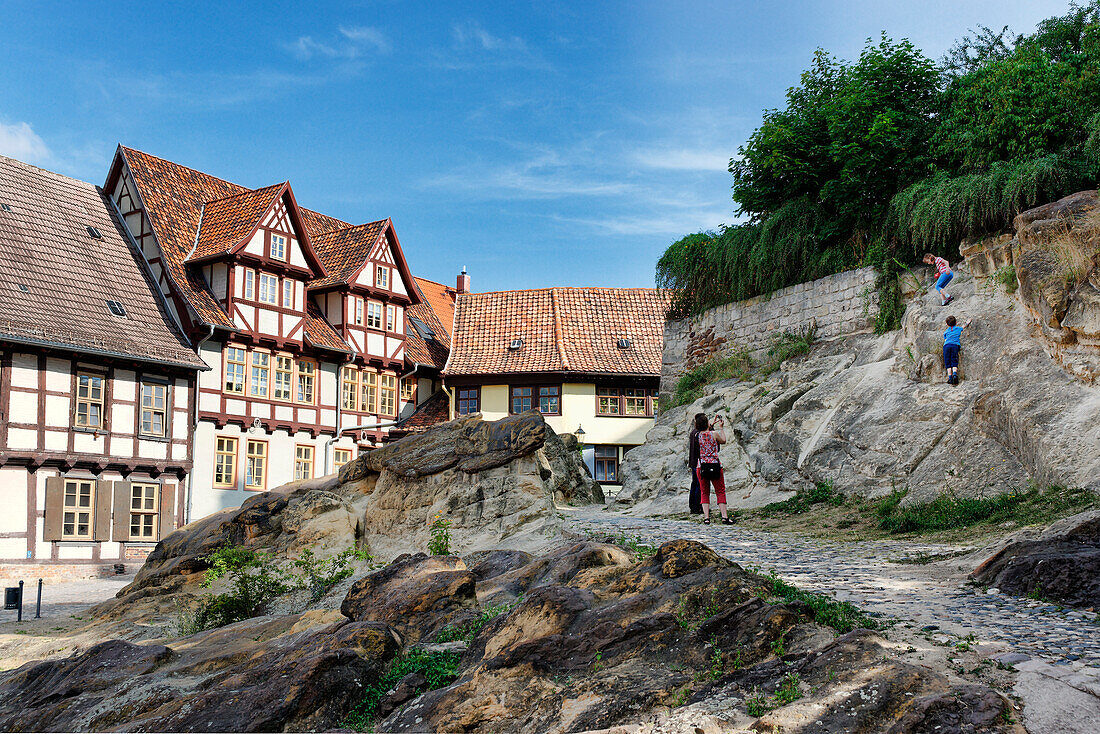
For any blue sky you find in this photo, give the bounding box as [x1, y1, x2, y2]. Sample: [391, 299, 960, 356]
[0, 0, 1070, 292]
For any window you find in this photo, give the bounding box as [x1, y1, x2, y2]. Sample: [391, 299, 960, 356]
[282, 279, 294, 308]
[353, 297, 364, 326]
[386, 305, 395, 332]
[361, 370, 378, 413]
[258, 273, 278, 305]
[62, 479, 94, 539]
[243, 269, 255, 300]
[367, 301, 383, 329]
[271, 233, 287, 261]
[140, 381, 167, 436]
[214, 437, 238, 487]
[650, 389, 660, 415]
[624, 388, 648, 416]
[75, 372, 105, 428]
[334, 448, 352, 470]
[342, 366, 360, 411]
[250, 352, 270, 398]
[456, 387, 480, 415]
[294, 445, 314, 480]
[538, 385, 561, 415]
[510, 386, 532, 414]
[274, 355, 293, 400]
[376, 265, 389, 289]
[246, 440, 267, 490]
[225, 347, 246, 394]
[129, 483, 159, 540]
[379, 374, 396, 416]
[296, 360, 316, 404]
[597, 387, 620, 416]
[401, 376, 416, 402]
[594, 446, 619, 483]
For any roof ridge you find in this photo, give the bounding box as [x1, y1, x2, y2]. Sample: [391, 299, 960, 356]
[414, 275, 455, 291]
[550, 288, 570, 371]
[200, 181, 286, 206]
[0, 153, 98, 190]
[457, 285, 661, 297]
[312, 218, 389, 240]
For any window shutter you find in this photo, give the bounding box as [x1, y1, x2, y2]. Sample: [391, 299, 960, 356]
[112, 481, 132, 542]
[43, 476, 65, 541]
[159, 484, 176, 540]
[94, 480, 112, 540]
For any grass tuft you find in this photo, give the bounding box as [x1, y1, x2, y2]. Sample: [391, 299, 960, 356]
[876, 484, 1096, 534]
[759, 480, 844, 517]
[341, 649, 462, 731]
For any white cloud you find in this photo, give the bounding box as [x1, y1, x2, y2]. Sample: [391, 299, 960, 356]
[451, 21, 527, 52]
[339, 26, 390, 54]
[633, 148, 733, 172]
[288, 26, 390, 61]
[0, 121, 51, 165]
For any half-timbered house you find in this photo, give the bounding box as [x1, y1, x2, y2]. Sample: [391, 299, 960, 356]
[0, 154, 206, 572]
[103, 147, 425, 520]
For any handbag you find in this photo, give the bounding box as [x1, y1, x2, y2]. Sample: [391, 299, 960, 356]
[700, 462, 722, 480]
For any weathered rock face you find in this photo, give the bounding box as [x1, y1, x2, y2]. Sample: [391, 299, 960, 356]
[971, 509, 1100, 608]
[621, 252, 1100, 512]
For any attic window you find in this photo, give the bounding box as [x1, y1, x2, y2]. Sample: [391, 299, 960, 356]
[15, 283, 29, 293]
[106, 300, 128, 318]
[1, 203, 11, 212]
[508, 339, 524, 351]
[87, 225, 103, 239]
[617, 338, 632, 349]
[409, 316, 435, 340]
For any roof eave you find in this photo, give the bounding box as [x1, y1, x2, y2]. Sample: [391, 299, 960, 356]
[0, 332, 209, 371]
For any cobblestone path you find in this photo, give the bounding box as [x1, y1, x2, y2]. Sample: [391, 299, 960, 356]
[562, 507, 1100, 671]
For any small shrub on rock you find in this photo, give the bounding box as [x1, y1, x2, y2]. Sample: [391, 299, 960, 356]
[341, 649, 462, 730]
[428, 514, 452, 556]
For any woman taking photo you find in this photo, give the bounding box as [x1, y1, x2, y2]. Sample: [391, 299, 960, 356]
[693, 413, 731, 525]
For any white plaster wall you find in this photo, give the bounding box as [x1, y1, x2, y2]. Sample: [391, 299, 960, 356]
[45, 358, 69, 392]
[112, 403, 135, 433]
[8, 427, 36, 450]
[57, 545, 94, 560]
[9, 390, 37, 424]
[258, 309, 277, 335]
[114, 369, 136, 402]
[139, 440, 168, 459]
[199, 341, 222, 390]
[45, 394, 69, 427]
[0, 466, 27, 535]
[73, 432, 106, 454]
[43, 430, 66, 451]
[10, 352, 37, 388]
[319, 363, 338, 406]
[367, 333, 383, 356]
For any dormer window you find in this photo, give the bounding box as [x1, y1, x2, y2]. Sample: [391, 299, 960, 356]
[508, 338, 524, 351]
[376, 266, 389, 289]
[271, 233, 287, 261]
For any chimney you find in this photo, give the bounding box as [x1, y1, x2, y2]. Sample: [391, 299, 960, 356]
[457, 266, 470, 294]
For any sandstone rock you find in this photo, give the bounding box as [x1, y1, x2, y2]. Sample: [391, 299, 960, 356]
[971, 509, 1100, 608]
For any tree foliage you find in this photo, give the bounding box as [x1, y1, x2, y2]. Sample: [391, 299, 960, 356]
[660, 1, 1100, 319]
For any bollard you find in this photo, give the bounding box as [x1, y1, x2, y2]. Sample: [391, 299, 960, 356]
[35, 578, 42, 619]
[16, 580, 23, 622]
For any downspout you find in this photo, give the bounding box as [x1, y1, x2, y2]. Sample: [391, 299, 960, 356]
[186, 324, 216, 524]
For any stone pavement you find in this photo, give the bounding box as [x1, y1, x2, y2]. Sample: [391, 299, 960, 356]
[0, 575, 132, 624]
[562, 507, 1100, 668]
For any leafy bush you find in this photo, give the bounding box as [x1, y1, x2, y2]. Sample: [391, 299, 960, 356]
[759, 480, 844, 516]
[435, 600, 519, 644]
[755, 572, 882, 633]
[994, 264, 1019, 294]
[341, 649, 462, 730]
[876, 484, 1096, 533]
[428, 514, 452, 556]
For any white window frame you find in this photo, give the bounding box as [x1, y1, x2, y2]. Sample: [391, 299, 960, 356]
[376, 265, 389, 289]
[129, 482, 159, 541]
[282, 278, 294, 308]
[367, 301, 383, 330]
[258, 273, 278, 305]
[271, 233, 287, 261]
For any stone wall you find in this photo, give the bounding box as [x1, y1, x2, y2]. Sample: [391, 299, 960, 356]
[661, 267, 880, 396]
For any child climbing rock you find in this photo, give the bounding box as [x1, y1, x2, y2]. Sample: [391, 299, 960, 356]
[924, 253, 954, 306]
[943, 315, 972, 385]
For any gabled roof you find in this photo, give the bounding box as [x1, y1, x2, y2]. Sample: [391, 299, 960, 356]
[0, 154, 206, 370]
[404, 278, 453, 370]
[446, 287, 667, 377]
[309, 220, 388, 288]
[190, 183, 284, 261]
[392, 390, 450, 435]
[108, 146, 362, 352]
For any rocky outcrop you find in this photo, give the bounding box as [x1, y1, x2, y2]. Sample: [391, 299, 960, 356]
[971, 509, 1100, 608]
[620, 253, 1100, 511]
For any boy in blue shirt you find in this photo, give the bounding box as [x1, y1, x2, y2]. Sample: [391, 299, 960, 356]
[943, 315, 972, 385]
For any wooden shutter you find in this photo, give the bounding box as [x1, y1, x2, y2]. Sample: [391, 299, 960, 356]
[158, 484, 176, 540]
[43, 476, 65, 541]
[94, 480, 112, 541]
[112, 481, 132, 542]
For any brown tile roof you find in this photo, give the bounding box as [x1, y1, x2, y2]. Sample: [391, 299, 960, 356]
[403, 277, 455, 370]
[393, 390, 450, 434]
[117, 147, 352, 353]
[190, 183, 285, 261]
[446, 287, 667, 377]
[0, 154, 206, 369]
[309, 220, 388, 288]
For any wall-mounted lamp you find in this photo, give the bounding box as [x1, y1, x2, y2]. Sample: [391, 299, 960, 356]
[575, 425, 585, 439]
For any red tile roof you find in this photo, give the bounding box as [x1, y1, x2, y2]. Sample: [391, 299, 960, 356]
[403, 277, 455, 370]
[393, 390, 450, 434]
[446, 287, 667, 377]
[115, 147, 362, 353]
[309, 220, 388, 288]
[190, 183, 285, 261]
[0, 154, 205, 369]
